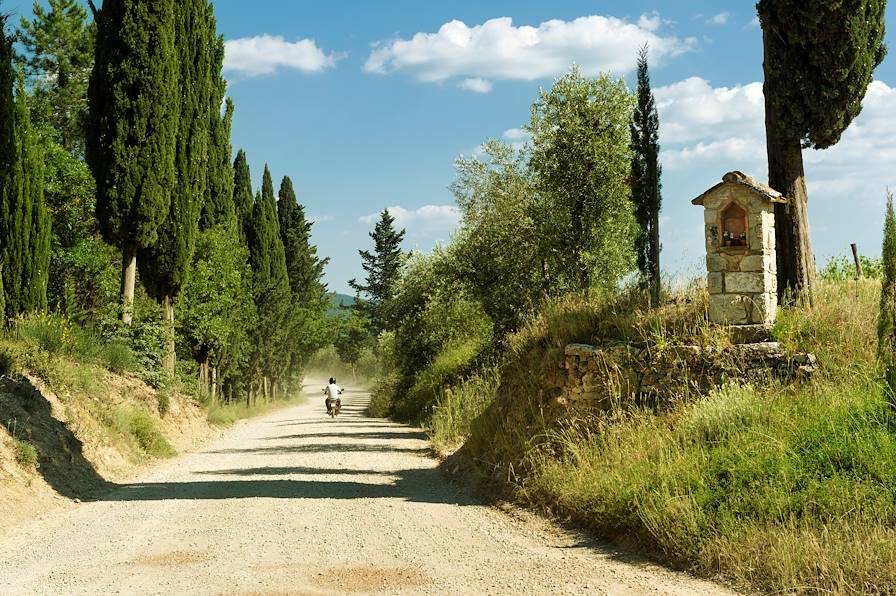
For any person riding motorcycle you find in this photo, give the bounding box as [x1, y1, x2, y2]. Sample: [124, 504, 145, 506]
[323, 377, 343, 415]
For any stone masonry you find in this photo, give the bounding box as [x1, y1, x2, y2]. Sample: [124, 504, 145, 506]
[692, 172, 786, 330]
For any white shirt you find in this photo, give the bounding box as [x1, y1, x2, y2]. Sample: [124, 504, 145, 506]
[325, 383, 342, 399]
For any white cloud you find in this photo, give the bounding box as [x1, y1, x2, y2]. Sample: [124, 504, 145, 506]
[657, 77, 896, 207]
[637, 12, 662, 32]
[502, 127, 529, 140]
[749, 16, 761, 28]
[364, 15, 696, 85]
[359, 205, 461, 232]
[707, 12, 730, 25]
[459, 77, 493, 93]
[224, 35, 339, 78]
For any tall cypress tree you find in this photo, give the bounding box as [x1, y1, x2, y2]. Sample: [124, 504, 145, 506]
[757, 0, 887, 304]
[277, 175, 330, 371]
[232, 149, 254, 244]
[14, 75, 51, 313]
[0, 21, 50, 318]
[0, 13, 16, 320]
[247, 166, 291, 398]
[878, 192, 896, 409]
[86, 0, 178, 324]
[200, 33, 234, 231]
[140, 0, 215, 372]
[630, 45, 662, 307]
[349, 209, 405, 334]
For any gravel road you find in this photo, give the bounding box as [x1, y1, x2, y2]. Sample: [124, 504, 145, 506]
[0, 380, 734, 595]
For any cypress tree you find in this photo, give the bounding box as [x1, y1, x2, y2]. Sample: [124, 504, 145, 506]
[247, 166, 291, 398]
[349, 209, 406, 334]
[0, 13, 16, 320]
[757, 0, 887, 304]
[277, 175, 330, 371]
[14, 75, 51, 313]
[200, 35, 235, 231]
[86, 0, 179, 324]
[878, 192, 896, 409]
[0, 23, 50, 317]
[140, 0, 215, 372]
[630, 46, 662, 307]
[232, 149, 254, 244]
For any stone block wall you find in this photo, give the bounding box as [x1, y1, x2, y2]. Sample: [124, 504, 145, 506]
[702, 184, 778, 326]
[552, 342, 816, 410]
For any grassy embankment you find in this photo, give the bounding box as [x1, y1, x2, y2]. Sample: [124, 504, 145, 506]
[418, 279, 893, 594]
[0, 314, 304, 507]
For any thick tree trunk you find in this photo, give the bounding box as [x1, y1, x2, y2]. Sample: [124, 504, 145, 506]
[763, 30, 817, 305]
[120, 250, 137, 325]
[162, 295, 176, 374]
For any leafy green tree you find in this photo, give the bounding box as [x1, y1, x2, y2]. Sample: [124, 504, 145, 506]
[19, 0, 94, 156]
[247, 167, 291, 399]
[334, 308, 369, 381]
[529, 66, 636, 295]
[86, 0, 179, 325]
[757, 0, 887, 304]
[179, 225, 255, 401]
[630, 46, 662, 307]
[878, 192, 896, 409]
[140, 0, 216, 372]
[450, 140, 543, 335]
[277, 175, 330, 373]
[349, 209, 405, 334]
[232, 149, 254, 244]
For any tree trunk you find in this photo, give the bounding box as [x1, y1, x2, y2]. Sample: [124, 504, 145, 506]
[210, 366, 217, 404]
[198, 358, 208, 397]
[763, 29, 817, 305]
[120, 249, 137, 325]
[162, 295, 176, 374]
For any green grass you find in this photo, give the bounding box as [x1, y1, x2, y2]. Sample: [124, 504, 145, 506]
[13, 438, 38, 468]
[427, 280, 895, 593]
[205, 391, 306, 426]
[106, 406, 175, 458]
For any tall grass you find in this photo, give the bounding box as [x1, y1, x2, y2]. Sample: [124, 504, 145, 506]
[441, 279, 895, 593]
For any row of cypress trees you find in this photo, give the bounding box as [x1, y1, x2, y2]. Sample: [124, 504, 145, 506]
[0, 14, 51, 321]
[1, 1, 329, 401]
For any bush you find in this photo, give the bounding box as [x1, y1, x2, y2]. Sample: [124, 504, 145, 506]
[0, 349, 14, 377]
[13, 438, 38, 468]
[97, 341, 136, 374]
[157, 391, 171, 418]
[431, 364, 501, 454]
[107, 406, 174, 458]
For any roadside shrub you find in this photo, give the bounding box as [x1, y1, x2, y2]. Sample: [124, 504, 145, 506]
[157, 391, 171, 418]
[107, 406, 174, 458]
[13, 438, 38, 468]
[0, 349, 15, 376]
[97, 341, 136, 374]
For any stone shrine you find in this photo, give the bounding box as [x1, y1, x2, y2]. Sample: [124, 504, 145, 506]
[692, 171, 785, 339]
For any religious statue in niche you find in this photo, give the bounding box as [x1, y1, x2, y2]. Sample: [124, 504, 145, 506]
[721, 202, 747, 248]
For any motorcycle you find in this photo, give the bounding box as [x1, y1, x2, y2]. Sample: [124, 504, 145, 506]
[324, 389, 343, 418]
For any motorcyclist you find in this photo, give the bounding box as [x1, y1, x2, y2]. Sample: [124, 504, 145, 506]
[323, 377, 342, 415]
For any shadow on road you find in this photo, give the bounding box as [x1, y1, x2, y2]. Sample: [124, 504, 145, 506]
[261, 431, 429, 442]
[88, 467, 477, 505]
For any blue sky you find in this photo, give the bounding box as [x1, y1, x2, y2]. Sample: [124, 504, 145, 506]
[8, 1, 896, 293]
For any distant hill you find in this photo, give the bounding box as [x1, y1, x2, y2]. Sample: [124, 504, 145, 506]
[327, 293, 355, 317]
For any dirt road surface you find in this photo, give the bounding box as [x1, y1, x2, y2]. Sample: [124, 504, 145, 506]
[0, 381, 734, 595]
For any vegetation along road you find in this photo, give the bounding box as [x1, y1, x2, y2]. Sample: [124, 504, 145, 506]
[0, 380, 732, 595]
